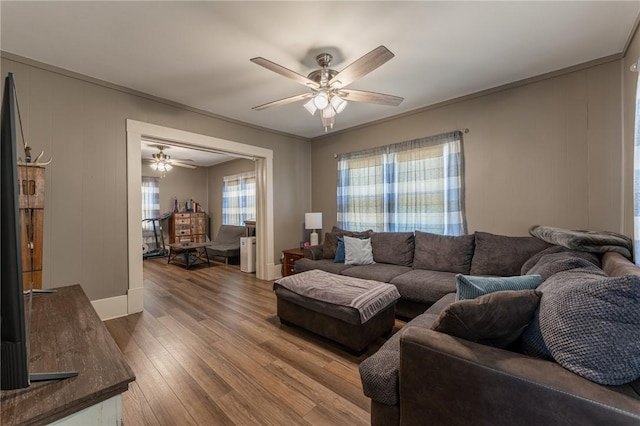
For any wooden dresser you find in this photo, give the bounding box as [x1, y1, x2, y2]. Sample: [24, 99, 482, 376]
[282, 248, 304, 277]
[169, 212, 206, 244]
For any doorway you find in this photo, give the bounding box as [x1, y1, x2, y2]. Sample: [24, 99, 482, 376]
[126, 120, 276, 314]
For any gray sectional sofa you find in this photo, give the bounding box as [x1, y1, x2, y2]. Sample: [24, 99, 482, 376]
[294, 228, 640, 425]
[359, 248, 640, 425]
[295, 229, 551, 319]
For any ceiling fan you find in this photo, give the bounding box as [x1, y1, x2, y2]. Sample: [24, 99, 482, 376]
[145, 145, 196, 172]
[251, 45, 403, 132]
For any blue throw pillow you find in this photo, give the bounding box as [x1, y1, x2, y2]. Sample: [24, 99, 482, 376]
[456, 274, 542, 301]
[334, 237, 345, 263]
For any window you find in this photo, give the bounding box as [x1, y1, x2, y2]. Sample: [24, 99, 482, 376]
[337, 131, 466, 235]
[222, 171, 256, 225]
[141, 176, 160, 230]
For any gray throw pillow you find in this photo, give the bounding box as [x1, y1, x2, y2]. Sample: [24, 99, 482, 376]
[431, 290, 542, 348]
[412, 231, 475, 274]
[456, 274, 542, 301]
[322, 229, 372, 259]
[537, 275, 640, 385]
[344, 236, 375, 265]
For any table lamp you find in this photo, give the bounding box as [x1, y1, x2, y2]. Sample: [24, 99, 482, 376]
[305, 212, 323, 246]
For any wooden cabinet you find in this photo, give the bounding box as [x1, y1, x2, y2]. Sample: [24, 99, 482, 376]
[282, 248, 304, 277]
[170, 212, 206, 244]
[19, 165, 45, 291]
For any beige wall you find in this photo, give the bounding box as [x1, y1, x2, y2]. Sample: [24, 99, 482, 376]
[206, 158, 256, 237]
[2, 55, 312, 301]
[311, 60, 624, 238]
[623, 26, 640, 237]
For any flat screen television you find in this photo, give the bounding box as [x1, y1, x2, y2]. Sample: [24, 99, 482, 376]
[1, 72, 30, 389]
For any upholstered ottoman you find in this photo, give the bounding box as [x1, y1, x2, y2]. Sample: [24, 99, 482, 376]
[273, 270, 400, 354]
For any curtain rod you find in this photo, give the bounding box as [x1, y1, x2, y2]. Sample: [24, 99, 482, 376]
[333, 128, 469, 159]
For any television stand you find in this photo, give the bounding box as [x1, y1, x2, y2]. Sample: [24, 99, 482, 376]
[0, 285, 135, 425]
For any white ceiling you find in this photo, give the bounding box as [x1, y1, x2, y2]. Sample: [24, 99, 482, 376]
[1, 1, 639, 140]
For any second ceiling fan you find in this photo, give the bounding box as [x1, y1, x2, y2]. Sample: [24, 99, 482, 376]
[251, 46, 403, 132]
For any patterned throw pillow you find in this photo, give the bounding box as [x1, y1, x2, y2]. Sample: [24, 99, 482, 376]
[432, 290, 542, 348]
[536, 275, 640, 385]
[456, 274, 542, 301]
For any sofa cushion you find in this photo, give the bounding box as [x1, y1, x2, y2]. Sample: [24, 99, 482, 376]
[470, 232, 551, 276]
[344, 236, 375, 265]
[432, 289, 541, 348]
[455, 274, 542, 301]
[538, 275, 640, 385]
[341, 263, 412, 283]
[371, 232, 415, 266]
[322, 229, 373, 259]
[293, 258, 355, 275]
[390, 269, 457, 306]
[413, 231, 475, 274]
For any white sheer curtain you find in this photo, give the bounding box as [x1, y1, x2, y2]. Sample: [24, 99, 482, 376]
[141, 176, 160, 230]
[222, 171, 256, 225]
[337, 131, 466, 235]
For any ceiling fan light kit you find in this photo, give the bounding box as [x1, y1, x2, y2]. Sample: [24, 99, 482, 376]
[251, 46, 403, 132]
[146, 145, 196, 176]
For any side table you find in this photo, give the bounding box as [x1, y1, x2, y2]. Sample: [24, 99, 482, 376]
[282, 248, 304, 277]
[168, 242, 212, 269]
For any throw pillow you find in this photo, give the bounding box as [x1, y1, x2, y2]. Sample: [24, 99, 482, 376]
[536, 275, 640, 385]
[334, 237, 346, 263]
[412, 231, 475, 274]
[431, 290, 542, 348]
[456, 274, 542, 301]
[322, 229, 372, 259]
[344, 236, 375, 266]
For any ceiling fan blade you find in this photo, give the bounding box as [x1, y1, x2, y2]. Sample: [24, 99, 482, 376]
[328, 46, 395, 89]
[251, 57, 320, 89]
[340, 89, 404, 106]
[252, 93, 313, 111]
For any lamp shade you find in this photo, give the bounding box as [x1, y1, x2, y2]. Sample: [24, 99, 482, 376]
[305, 212, 322, 230]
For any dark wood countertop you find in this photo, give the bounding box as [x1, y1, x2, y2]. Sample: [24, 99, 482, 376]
[0, 285, 135, 425]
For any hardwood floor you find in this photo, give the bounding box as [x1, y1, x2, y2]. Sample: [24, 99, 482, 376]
[105, 257, 404, 425]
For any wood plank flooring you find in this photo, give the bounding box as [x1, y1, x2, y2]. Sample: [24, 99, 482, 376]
[105, 258, 404, 425]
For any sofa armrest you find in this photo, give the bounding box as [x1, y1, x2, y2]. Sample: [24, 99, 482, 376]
[399, 327, 640, 426]
[303, 245, 324, 260]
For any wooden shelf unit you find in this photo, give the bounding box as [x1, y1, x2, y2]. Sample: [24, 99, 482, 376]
[170, 212, 206, 244]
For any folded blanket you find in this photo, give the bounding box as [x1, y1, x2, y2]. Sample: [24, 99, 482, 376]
[275, 270, 400, 323]
[529, 225, 633, 261]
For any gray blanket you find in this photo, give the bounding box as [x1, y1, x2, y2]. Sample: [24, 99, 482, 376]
[529, 225, 633, 261]
[275, 270, 400, 323]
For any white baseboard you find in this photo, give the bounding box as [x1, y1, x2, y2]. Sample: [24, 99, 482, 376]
[91, 295, 128, 321]
[268, 263, 282, 280]
[127, 286, 144, 314]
